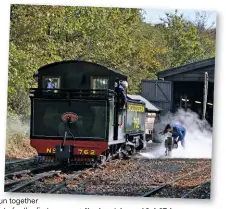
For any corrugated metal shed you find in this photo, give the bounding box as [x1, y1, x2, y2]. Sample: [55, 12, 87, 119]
[127, 94, 161, 112]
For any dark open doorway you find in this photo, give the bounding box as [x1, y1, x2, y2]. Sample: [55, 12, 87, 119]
[173, 81, 214, 125]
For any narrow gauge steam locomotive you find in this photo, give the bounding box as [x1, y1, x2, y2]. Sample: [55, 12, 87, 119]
[30, 60, 146, 165]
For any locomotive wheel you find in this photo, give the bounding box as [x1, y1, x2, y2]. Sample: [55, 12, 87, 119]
[128, 148, 135, 156]
[136, 139, 144, 151]
[126, 144, 135, 156]
[98, 150, 111, 165]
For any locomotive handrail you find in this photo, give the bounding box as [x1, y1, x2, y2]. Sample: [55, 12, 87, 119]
[29, 88, 117, 99]
[30, 88, 115, 92]
[29, 88, 116, 93]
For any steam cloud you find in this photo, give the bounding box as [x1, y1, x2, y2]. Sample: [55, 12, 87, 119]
[6, 115, 30, 140]
[141, 109, 212, 159]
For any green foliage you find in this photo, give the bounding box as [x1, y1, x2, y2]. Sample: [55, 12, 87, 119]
[8, 5, 216, 116]
[159, 10, 215, 67]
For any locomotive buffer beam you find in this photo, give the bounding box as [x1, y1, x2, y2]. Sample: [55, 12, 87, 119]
[55, 145, 73, 161]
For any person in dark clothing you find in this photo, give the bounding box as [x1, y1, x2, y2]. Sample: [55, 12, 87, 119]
[119, 80, 128, 104]
[115, 80, 128, 108]
[46, 79, 55, 91]
[164, 124, 186, 147]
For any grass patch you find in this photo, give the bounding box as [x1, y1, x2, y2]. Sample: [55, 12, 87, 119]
[5, 134, 37, 160]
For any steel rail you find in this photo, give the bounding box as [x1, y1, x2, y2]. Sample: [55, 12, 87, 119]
[181, 179, 211, 198]
[8, 170, 61, 192]
[142, 164, 211, 197]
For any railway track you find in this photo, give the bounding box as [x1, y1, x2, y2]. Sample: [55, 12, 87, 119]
[4, 156, 211, 197]
[4, 162, 64, 192]
[6, 170, 61, 192]
[5, 157, 38, 165]
[47, 168, 93, 194]
[4, 157, 53, 174]
[5, 162, 61, 176]
[62, 157, 211, 197]
[142, 164, 211, 198]
[5, 167, 96, 194]
[181, 180, 211, 198]
[4, 159, 103, 194]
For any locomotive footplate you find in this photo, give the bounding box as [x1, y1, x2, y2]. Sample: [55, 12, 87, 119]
[55, 145, 73, 160]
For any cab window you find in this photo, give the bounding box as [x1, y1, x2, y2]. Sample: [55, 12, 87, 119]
[91, 76, 108, 90]
[43, 76, 61, 89]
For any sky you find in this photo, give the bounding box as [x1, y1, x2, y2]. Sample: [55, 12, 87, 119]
[143, 8, 216, 28]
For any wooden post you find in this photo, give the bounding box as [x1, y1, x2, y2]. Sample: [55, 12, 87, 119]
[185, 95, 187, 110]
[202, 72, 209, 120]
[180, 95, 182, 108]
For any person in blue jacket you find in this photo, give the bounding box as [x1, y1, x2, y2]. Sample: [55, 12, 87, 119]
[164, 124, 186, 148]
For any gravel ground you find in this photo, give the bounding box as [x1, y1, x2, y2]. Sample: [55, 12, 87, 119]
[147, 164, 211, 199]
[5, 156, 211, 199]
[60, 158, 211, 198]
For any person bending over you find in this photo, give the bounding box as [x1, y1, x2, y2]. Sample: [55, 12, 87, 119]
[164, 124, 186, 148]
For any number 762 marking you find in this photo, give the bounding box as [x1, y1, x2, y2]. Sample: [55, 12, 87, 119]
[78, 149, 95, 155]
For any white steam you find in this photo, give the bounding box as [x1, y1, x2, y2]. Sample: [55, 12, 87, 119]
[6, 115, 30, 141]
[141, 109, 212, 159]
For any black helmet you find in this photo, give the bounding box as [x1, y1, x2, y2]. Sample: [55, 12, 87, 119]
[163, 124, 171, 134]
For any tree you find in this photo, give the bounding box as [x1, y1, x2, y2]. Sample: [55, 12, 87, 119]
[193, 11, 216, 59]
[8, 6, 216, 115]
[194, 11, 216, 31]
[8, 5, 163, 113]
[159, 10, 214, 67]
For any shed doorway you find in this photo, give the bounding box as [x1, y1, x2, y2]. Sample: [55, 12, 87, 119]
[173, 81, 214, 125]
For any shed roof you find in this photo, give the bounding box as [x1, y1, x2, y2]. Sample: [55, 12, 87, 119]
[157, 57, 215, 79]
[127, 94, 161, 112]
